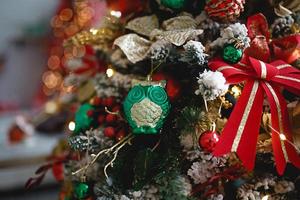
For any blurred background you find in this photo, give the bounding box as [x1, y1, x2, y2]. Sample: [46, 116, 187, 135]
[0, 0, 106, 199]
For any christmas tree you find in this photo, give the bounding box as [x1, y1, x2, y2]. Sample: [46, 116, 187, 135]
[42, 0, 300, 199]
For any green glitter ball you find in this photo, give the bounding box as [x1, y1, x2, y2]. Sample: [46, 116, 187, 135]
[74, 103, 94, 134]
[74, 182, 89, 199]
[123, 83, 171, 135]
[222, 44, 243, 64]
[161, 0, 187, 10]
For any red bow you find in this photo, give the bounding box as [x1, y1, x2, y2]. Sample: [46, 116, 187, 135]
[209, 56, 300, 175]
[245, 13, 300, 64]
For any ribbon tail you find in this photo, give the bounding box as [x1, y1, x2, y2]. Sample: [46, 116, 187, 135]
[262, 83, 300, 174]
[272, 74, 300, 96]
[213, 81, 264, 170]
[276, 87, 300, 169]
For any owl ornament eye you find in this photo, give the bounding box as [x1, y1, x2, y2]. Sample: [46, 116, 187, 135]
[123, 80, 171, 135]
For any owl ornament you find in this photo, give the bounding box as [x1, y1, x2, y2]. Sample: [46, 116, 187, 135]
[123, 78, 171, 135]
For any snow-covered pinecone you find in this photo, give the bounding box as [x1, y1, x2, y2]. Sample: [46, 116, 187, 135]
[93, 73, 121, 97]
[68, 129, 113, 152]
[210, 23, 250, 50]
[271, 15, 294, 38]
[150, 40, 172, 63]
[180, 40, 208, 66]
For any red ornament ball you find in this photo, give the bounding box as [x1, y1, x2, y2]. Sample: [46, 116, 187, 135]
[198, 131, 220, 152]
[104, 127, 116, 138]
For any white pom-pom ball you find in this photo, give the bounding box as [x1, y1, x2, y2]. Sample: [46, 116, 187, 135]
[195, 69, 228, 101]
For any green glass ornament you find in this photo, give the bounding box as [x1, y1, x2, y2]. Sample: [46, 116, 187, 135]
[74, 182, 89, 199]
[74, 103, 94, 134]
[222, 44, 243, 64]
[161, 0, 187, 10]
[123, 81, 171, 135]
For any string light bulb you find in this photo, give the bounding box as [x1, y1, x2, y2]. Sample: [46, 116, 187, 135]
[90, 28, 98, 35]
[68, 121, 76, 131]
[231, 85, 242, 98]
[106, 68, 114, 78]
[279, 133, 287, 141]
[110, 10, 122, 18]
[45, 101, 59, 114]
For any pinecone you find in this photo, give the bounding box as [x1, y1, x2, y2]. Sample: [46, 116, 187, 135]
[205, 0, 245, 23]
[271, 15, 294, 38]
[68, 129, 113, 152]
[150, 40, 172, 63]
[180, 40, 208, 66]
[68, 135, 89, 151]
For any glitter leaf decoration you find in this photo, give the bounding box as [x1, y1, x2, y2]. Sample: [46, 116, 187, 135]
[151, 29, 203, 46]
[162, 15, 198, 31]
[114, 34, 151, 63]
[126, 15, 159, 37]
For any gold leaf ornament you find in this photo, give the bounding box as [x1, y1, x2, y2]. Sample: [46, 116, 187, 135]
[126, 15, 159, 37]
[150, 28, 203, 46]
[273, 0, 300, 16]
[114, 15, 203, 63]
[113, 34, 152, 63]
[162, 15, 198, 31]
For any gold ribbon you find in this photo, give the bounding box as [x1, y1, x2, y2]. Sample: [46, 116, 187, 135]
[231, 81, 260, 152]
[259, 61, 267, 79]
[265, 82, 289, 162]
[275, 75, 300, 83]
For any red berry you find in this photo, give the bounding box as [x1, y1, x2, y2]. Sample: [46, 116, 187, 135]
[97, 115, 106, 124]
[112, 105, 121, 112]
[104, 127, 116, 138]
[86, 110, 94, 117]
[106, 114, 117, 123]
[116, 129, 126, 141]
[103, 97, 115, 107]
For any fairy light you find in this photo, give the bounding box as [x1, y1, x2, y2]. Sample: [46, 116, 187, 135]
[110, 10, 122, 18]
[106, 68, 114, 78]
[268, 125, 300, 152]
[45, 101, 59, 114]
[262, 195, 269, 200]
[90, 28, 98, 35]
[231, 85, 242, 98]
[68, 121, 76, 131]
[279, 133, 287, 141]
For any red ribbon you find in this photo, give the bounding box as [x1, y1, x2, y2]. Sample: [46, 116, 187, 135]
[209, 56, 300, 175]
[245, 13, 300, 64]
